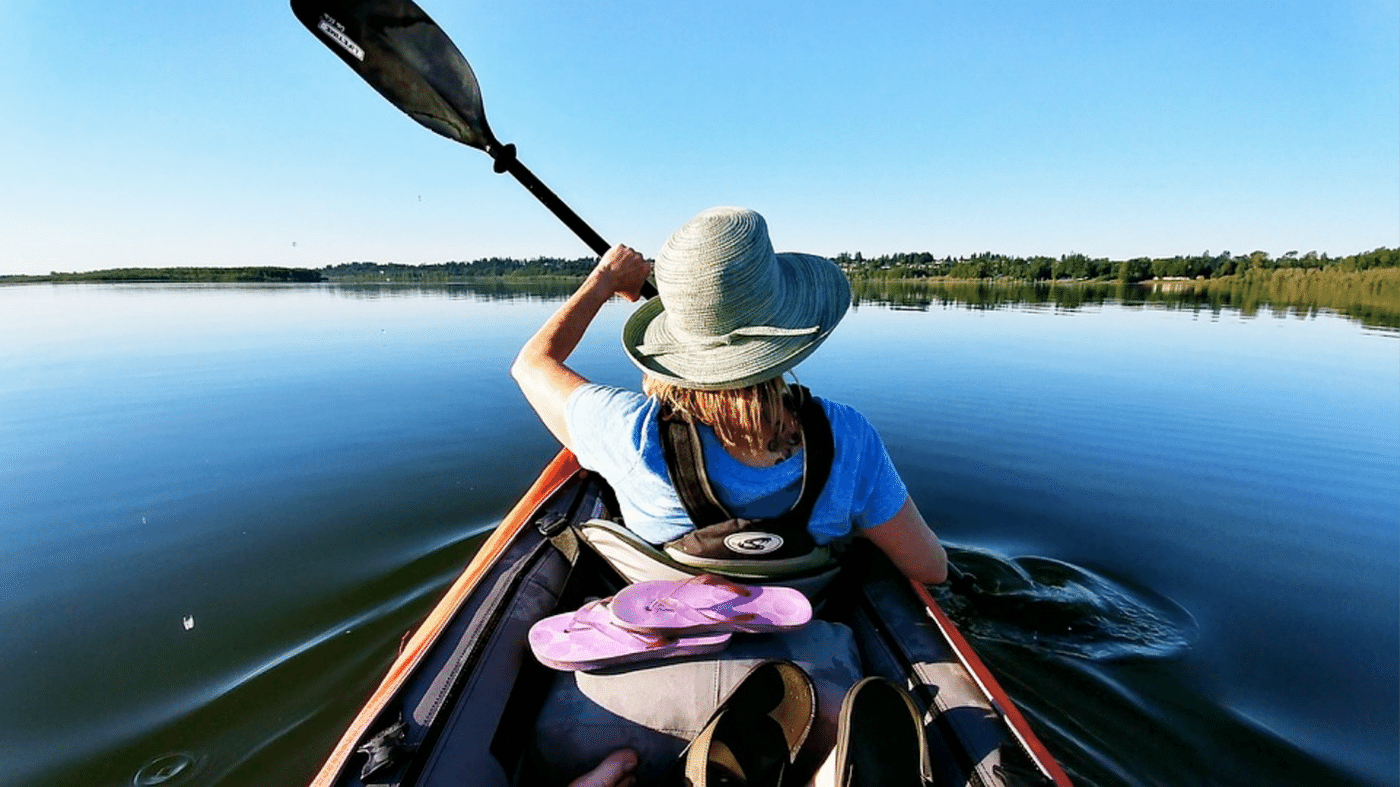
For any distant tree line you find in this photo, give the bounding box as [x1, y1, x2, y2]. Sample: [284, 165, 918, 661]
[321, 257, 596, 282]
[38, 267, 322, 283]
[836, 247, 1399, 282]
[850, 266, 1400, 328]
[320, 247, 1399, 284]
[11, 248, 1394, 287]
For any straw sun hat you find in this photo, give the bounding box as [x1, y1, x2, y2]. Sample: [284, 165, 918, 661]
[622, 207, 851, 390]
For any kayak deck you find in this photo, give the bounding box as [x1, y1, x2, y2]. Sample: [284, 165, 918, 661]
[311, 452, 1072, 787]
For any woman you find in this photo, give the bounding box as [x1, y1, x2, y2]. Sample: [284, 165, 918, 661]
[512, 207, 946, 786]
[511, 206, 946, 585]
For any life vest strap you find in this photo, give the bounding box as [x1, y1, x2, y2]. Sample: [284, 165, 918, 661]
[658, 385, 835, 569]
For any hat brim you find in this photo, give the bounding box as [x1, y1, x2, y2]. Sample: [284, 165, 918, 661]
[622, 253, 851, 390]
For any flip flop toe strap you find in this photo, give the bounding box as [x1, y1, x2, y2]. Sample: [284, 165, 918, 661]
[568, 600, 675, 650]
[643, 574, 763, 628]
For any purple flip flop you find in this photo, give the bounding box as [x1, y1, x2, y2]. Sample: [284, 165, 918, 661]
[608, 574, 813, 636]
[528, 598, 731, 672]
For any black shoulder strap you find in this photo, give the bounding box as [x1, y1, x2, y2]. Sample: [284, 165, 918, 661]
[659, 385, 834, 528]
[786, 386, 834, 527]
[659, 406, 732, 527]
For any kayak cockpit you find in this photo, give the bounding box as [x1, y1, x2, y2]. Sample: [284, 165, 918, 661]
[311, 455, 1070, 787]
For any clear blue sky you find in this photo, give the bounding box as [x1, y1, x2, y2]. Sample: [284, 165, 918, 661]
[2, 0, 1396, 275]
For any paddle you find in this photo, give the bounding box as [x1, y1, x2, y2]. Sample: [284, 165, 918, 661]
[947, 563, 981, 596]
[290, 0, 656, 298]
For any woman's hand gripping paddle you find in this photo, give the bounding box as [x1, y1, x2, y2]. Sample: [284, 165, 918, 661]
[290, 0, 657, 298]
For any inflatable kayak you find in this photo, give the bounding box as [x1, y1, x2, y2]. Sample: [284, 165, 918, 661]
[308, 450, 1073, 787]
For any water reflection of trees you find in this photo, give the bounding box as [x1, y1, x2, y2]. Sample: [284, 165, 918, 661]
[320, 272, 1400, 331]
[852, 280, 1124, 312]
[327, 279, 580, 302]
[851, 272, 1400, 330]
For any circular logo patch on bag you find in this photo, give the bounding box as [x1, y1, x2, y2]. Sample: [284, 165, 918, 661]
[724, 532, 784, 555]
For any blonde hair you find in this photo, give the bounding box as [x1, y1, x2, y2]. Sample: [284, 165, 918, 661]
[644, 375, 793, 455]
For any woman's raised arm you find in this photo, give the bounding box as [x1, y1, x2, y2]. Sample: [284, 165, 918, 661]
[510, 244, 651, 450]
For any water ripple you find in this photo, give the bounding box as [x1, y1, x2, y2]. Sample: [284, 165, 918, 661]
[934, 546, 1199, 661]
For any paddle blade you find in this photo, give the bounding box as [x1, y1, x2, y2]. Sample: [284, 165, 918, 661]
[291, 0, 498, 151]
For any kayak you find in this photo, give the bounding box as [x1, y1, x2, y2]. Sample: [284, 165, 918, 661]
[308, 450, 1074, 787]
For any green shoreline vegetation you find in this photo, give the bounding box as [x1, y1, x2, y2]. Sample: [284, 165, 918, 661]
[8, 246, 1394, 284]
[0, 266, 323, 284]
[851, 268, 1400, 329]
[838, 246, 1400, 328]
[6, 247, 1397, 327]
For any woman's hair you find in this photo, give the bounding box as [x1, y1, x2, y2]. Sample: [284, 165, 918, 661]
[643, 375, 792, 455]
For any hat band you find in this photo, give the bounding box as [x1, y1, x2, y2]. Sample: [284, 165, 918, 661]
[634, 324, 820, 358]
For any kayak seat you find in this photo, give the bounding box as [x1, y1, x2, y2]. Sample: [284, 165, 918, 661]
[576, 518, 843, 600]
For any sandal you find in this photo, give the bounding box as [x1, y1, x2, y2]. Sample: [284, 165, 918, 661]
[528, 598, 731, 672]
[609, 574, 812, 636]
[832, 677, 932, 787]
[673, 660, 816, 787]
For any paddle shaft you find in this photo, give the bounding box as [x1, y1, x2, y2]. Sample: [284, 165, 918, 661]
[490, 144, 608, 257]
[490, 143, 656, 298]
[492, 145, 657, 298]
[499, 146, 657, 298]
[947, 563, 982, 597]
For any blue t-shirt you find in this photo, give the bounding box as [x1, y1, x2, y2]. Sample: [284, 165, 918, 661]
[564, 384, 908, 545]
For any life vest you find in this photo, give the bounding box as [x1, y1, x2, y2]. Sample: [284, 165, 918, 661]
[656, 384, 837, 576]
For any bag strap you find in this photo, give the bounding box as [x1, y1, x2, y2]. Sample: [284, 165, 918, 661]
[659, 385, 834, 528]
[787, 386, 834, 528]
[659, 409, 732, 526]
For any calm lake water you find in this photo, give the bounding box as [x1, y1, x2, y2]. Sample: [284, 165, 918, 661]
[2, 282, 1396, 787]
